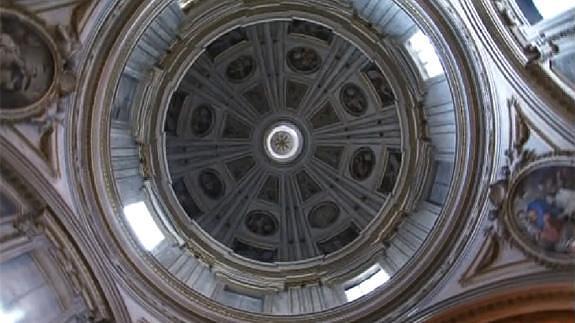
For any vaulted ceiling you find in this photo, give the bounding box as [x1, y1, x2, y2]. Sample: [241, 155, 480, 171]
[164, 20, 403, 262]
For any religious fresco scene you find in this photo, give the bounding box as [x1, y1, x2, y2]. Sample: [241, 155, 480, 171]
[340, 83, 368, 116]
[513, 166, 575, 255]
[226, 55, 256, 81]
[287, 47, 322, 74]
[3, 0, 575, 321]
[0, 13, 54, 109]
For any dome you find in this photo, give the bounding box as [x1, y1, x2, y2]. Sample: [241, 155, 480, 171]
[163, 20, 407, 262]
[1, 0, 573, 322]
[100, 0, 471, 316]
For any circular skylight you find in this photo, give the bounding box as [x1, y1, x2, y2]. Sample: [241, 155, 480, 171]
[264, 122, 303, 163]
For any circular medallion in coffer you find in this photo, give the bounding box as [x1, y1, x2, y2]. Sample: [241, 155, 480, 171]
[190, 105, 214, 137]
[287, 47, 321, 74]
[226, 55, 256, 82]
[350, 147, 376, 181]
[0, 9, 61, 120]
[340, 83, 368, 116]
[245, 211, 278, 236]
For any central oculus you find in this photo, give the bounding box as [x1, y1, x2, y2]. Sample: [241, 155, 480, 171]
[264, 121, 303, 163]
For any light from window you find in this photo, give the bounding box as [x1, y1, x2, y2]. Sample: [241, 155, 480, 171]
[345, 266, 390, 302]
[179, 0, 198, 8]
[406, 31, 443, 79]
[532, 0, 575, 19]
[124, 202, 165, 251]
[0, 305, 24, 323]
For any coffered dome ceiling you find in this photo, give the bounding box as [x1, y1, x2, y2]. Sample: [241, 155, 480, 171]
[72, 0, 494, 319]
[165, 20, 402, 262]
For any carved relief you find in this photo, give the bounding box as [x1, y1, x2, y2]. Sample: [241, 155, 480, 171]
[245, 211, 278, 236]
[226, 55, 255, 82]
[309, 202, 340, 229]
[198, 169, 225, 200]
[287, 47, 321, 74]
[350, 147, 376, 181]
[340, 83, 368, 116]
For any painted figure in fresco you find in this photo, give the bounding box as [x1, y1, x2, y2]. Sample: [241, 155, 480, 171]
[226, 56, 255, 81]
[246, 212, 277, 236]
[525, 199, 562, 245]
[0, 14, 54, 109]
[199, 170, 224, 199]
[341, 84, 367, 116]
[0, 33, 33, 94]
[350, 148, 375, 180]
[517, 166, 575, 254]
[363, 64, 395, 107]
[191, 105, 213, 136]
[287, 47, 321, 73]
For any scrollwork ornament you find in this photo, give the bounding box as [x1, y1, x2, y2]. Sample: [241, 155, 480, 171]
[493, 0, 522, 27]
[488, 97, 575, 267]
[0, 6, 79, 122]
[12, 209, 45, 238]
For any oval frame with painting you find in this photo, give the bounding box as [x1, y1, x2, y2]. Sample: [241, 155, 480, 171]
[0, 8, 60, 120]
[504, 155, 575, 267]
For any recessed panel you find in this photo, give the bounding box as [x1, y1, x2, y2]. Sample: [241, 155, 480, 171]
[190, 105, 214, 137]
[340, 83, 368, 116]
[198, 169, 225, 199]
[350, 147, 376, 181]
[245, 211, 278, 236]
[226, 55, 256, 82]
[309, 202, 340, 229]
[287, 47, 322, 74]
